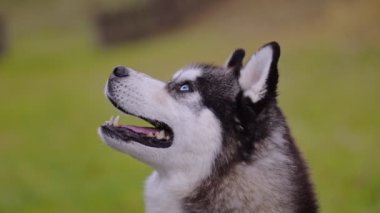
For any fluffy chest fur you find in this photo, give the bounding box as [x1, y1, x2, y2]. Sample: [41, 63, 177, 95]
[144, 129, 314, 213]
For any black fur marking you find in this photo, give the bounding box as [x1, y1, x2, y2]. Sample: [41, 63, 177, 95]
[226, 48, 245, 77]
[262, 41, 280, 99]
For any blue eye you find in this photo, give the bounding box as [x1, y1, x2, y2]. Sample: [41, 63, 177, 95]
[179, 84, 191, 92]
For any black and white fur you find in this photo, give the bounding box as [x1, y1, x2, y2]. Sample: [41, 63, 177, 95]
[98, 42, 318, 213]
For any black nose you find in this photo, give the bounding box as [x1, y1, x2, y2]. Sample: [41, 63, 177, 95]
[112, 66, 129, 77]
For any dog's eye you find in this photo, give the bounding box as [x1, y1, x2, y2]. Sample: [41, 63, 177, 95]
[178, 83, 192, 92]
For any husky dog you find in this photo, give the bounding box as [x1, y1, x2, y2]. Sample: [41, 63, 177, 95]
[98, 42, 318, 213]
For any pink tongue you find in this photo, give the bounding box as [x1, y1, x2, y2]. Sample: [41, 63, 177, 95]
[124, 125, 159, 135]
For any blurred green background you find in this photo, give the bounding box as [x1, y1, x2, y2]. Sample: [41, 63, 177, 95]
[0, 0, 379, 212]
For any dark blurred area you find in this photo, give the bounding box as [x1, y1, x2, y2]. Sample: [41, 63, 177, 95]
[96, 0, 219, 45]
[0, 16, 6, 56]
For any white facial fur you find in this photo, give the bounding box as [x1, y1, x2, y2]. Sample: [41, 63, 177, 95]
[239, 45, 274, 103]
[172, 67, 203, 82]
[98, 68, 223, 212]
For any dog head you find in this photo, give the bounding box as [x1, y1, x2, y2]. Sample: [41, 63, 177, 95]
[98, 42, 280, 175]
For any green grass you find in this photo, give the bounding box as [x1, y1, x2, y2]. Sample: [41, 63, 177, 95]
[0, 0, 379, 212]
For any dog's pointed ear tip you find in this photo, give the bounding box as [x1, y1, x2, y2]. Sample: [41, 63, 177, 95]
[263, 41, 280, 47]
[235, 48, 246, 53]
[226, 48, 246, 69]
[263, 41, 281, 54]
[232, 48, 246, 57]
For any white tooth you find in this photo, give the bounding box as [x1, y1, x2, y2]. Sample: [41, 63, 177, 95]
[156, 130, 165, 140]
[113, 115, 120, 126]
[147, 132, 154, 138]
[106, 116, 113, 125]
[165, 135, 170, 140]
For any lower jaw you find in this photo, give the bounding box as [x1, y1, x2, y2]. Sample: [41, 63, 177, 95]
[100, 125, 173, 148]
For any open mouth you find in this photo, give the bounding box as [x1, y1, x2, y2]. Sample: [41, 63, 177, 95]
[100, 114, 174, 148]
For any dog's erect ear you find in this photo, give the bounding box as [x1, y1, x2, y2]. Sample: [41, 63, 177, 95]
[238, 42, 280, 103]
[225, 48, 245, 75]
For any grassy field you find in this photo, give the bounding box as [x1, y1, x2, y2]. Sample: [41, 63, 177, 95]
[0, 0, 379, 212]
